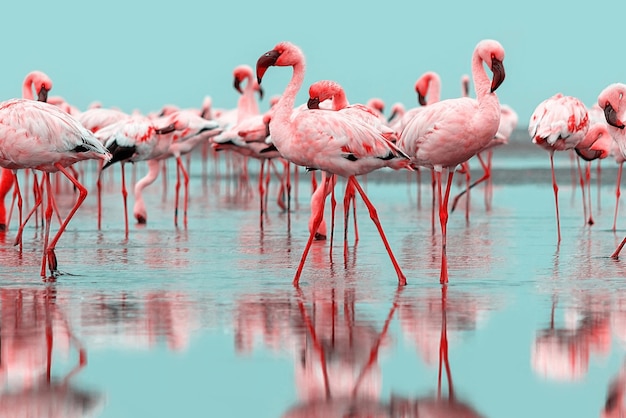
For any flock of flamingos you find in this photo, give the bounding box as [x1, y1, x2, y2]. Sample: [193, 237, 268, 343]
[0, 38, 625, 286]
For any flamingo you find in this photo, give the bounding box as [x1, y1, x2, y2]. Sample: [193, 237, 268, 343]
[76, 107, 131, 230]
[597, 83, 626, 258]
[1, 71, 55, 232]
[0, 98, 111, 277]
[256, 41, 411, 286]
[397, 39, 506, 284]
[529, 93, 589, 244]
[307, 79, 400, 256]
[96, 114, 176, 235]
[574, 120, 612, 226]
[133, 109, 221, 228]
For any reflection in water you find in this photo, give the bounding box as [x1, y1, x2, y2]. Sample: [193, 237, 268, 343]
[532, 293, 611, 381]
[0, 287, 103, 417]
[234, 284, 486, 417]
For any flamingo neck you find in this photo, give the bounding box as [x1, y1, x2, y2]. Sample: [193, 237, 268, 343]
[237, 75, 260, 122]
[429, 75, 441, 104]
[21, 78, 34, 100]
[332, 89, 349, 110]
[273, 61, 305, 130]
[471, 54, 492, 101]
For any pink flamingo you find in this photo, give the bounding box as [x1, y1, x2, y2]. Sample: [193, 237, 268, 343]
[529, 93, 589, 243]
[397, 39, 506, 284]
[0, 98, 111, 277]
[133, 110, 221, 228]
[1, 71, 55, 232]
[256, 41, 411, 286]
[574, 121, 612, 226]
[597, 83, 626, 258]
[307, 79, 400, 257]
[77, 107, 131, 230]
[96, 114, 176, 235]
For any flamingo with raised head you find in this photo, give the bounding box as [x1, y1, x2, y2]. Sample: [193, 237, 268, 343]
[0, 98, 111, 277]
[529, 93, 589, 243]
[597, 83, 626, 258]
[256, 41, 411, 286]
[397, 39, 506, 284]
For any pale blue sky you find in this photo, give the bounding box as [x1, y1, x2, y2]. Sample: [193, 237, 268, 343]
[2, 0, 622, 128]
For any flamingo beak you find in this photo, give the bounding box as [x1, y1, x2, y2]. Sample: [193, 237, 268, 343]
[256, 50, 280, 84]
[418, 91, 427, 106]
[490, 58, 505, 93]
[258, 86, 264, 101]
[307, 97, 320, 109]
[233, 77, 243, 95]
[604, 103, 625, 129]
[37, 86, 49, 103]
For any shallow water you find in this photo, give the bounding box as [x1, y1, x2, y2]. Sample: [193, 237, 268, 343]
[1, 133, 626, 417]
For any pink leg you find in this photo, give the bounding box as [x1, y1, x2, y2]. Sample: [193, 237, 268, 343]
[349, 176, 407, 286]
[176, 156, 190, 227]
[597, 160, 602, 211]
[45, 163, 89, 276]
[174, 158, 182, 227]
[41, 173, 54, 277]
[97, 160, 103, 230]
[451, 153, 490, 213]
[576, 157, 588, 225]
[612, 237, 626, 259]
[430, 169, 436, 234]
[437, 285, 454, 400]
[120, 163, 129, 239]
[614, 162, 623, 232]
[437, 169, 455, 284]
[550, 152, 561, 243]
[586, 161, 594, 225]
[14, 174, 44, 249]
[258, 159, 266, 230]
[294, 174, 333, 286]
[329, 177, 336, 260]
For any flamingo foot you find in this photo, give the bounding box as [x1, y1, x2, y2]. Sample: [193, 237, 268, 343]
[47, 249, 58, 274]
[314, 232, 326, 241]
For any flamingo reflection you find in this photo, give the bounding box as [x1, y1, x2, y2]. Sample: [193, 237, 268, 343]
[532, 294, 611, 381]
[0, 287, 103, 417]
[234, 284, 485, 417]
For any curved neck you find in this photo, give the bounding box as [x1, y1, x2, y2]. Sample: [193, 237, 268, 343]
[471, 54, 491, 100]
[237, 75, 260, 122]
[22, 76, 34, 100]
[332, 88, 349, 110]
[429, 75, 441, 104]
[273, 61, 305, 124]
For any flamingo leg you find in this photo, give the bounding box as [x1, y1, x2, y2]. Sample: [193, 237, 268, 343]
[437, 285, 454, 400]
[329, 177, 336, 260]
[614, 162, 623, 232]
[97, 160, 103, 230]
[179, 156, 190, 227]
[550, 152, 562, 243]
[436, 169, 455, 284]
[576, 157, 588, 225]
[13, 174, 44, 249]
[174, 157, 182, 227]
[586, 161, 594, 225]
[41, 173, 54, 277]
[294, 174, 333, 286]
[120, 163, 129, 239]
[349, 176, 407, 286]
[258, 159, 266, 230]
[451, 152, 490, 213]
[45, 163, 89, 276]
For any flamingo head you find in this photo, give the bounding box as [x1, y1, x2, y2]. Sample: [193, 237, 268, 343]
[256, 41, 304, 85]
[476, 39, 506, 93]
[598, 83, 626, 129]
[307, 80, 340, 109]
